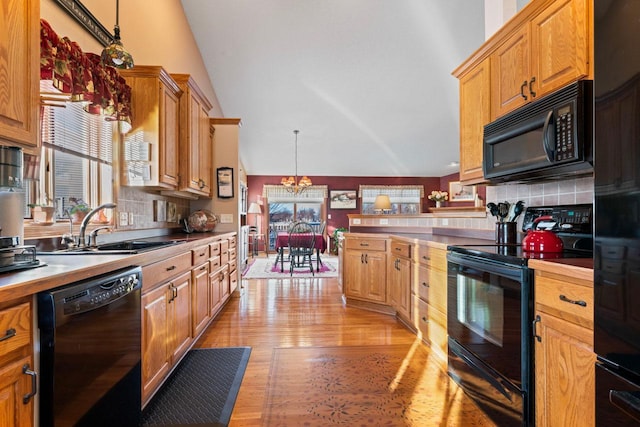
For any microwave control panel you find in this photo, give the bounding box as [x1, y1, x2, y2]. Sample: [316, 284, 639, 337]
[555, 103, 575, 161]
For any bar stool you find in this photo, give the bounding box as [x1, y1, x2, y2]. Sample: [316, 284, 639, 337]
[248, 226, 267, 257]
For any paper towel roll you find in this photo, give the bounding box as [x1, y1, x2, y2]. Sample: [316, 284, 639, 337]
[0, 191, 25, 244]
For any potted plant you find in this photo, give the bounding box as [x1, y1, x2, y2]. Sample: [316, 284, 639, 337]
[28, 203, 56, 224]
[68, 198, 91, 224]
[427, 190, 448, 208]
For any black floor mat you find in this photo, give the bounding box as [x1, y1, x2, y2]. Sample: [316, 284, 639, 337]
[141, 347, 251, 427]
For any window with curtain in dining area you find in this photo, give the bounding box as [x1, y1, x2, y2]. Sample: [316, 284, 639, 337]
[359, 185, 424, 214]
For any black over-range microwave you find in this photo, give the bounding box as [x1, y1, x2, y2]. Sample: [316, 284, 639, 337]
[483, 80, 593, 183]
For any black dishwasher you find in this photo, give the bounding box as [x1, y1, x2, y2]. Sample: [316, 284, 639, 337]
[38, 266, 142, 427]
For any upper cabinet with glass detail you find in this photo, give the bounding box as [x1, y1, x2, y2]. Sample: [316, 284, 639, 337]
[119, 66, 182, 190]
[0, 0, 40, 153]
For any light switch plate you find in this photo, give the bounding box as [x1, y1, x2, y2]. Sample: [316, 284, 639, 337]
[119, 212, 128, 226]
[220, 214, 233, 224]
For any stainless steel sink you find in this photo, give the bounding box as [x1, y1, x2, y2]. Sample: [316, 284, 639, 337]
[40, 239, 186, 255]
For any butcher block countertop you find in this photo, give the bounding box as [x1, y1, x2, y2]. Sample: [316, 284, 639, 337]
[0, 232, 234, 301]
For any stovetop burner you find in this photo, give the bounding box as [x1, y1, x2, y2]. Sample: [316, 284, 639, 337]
[449, 204, 594, 266]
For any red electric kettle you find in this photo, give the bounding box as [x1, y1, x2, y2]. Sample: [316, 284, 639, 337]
[521, 215, 564, 253]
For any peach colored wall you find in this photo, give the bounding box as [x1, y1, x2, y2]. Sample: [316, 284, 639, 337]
[40, 0, 222, 116]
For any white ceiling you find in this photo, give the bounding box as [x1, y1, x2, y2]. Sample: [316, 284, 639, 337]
[181, 1, 486, 177]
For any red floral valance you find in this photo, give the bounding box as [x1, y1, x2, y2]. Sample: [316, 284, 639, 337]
[40, 19, 131, 124]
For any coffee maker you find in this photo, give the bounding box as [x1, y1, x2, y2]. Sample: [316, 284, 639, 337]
[0, 146, 24, 244]
[0, 146, 40, 272]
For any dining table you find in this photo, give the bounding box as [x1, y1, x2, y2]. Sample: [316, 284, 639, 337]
[274, 232, 327, 272]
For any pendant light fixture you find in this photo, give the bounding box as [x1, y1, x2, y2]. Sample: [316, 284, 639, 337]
[281, 130, 312, 194]
[101, 0, 134, 69]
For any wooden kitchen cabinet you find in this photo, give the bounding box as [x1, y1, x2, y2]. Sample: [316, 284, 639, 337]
[141, 253, 192, 404]
[458, 58, 491, 184]
[0, 297, 35, 427]
[388, 240, 412, 322]
[172, 74, 214, 197]
[344, 236, 388, 305]
[412, 245, 448, 370]
[192, 244, 211, 339]
[119, 66, 182, 189]
[491, 0, 590, 118]
[0, 0, 39, 152]
[531, 262, 595, 427]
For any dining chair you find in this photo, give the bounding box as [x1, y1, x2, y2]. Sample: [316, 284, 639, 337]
[287, 222, 316, 275]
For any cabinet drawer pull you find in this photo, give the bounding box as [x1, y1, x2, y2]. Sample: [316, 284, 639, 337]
[22, 364, 37, 404]
[422, 255, 430, 261]
[421, 281, 429, 288]
[166, 265, 176, 271]
[0, 328, 16, 342]
[394, 247, 401, 251]
[559, 294, 587, 307]
[532, 315, 542, 342]
[360, 242, 369, 247]
[528, 76, 536, 97]
[421, 316, 428, 323]
[199, 265, 207, 271]
[199, 252, 205, 257]
[520, 80, 528, 100]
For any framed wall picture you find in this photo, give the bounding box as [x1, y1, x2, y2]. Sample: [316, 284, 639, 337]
[330, 190, 357, 209]
[449, 181, 476, 202]
[217, 167, 234, 198]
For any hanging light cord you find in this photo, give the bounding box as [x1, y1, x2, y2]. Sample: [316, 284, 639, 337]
[294, 130, 299, 184]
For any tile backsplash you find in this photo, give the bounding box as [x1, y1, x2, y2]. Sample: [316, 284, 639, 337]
[483, 175, 593, 230]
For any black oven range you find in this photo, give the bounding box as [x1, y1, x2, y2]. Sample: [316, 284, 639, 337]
[446, 204, 593, 426]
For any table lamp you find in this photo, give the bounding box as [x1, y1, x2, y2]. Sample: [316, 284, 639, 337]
[373, 195, 391, 214]
[248, 202, 262, 228]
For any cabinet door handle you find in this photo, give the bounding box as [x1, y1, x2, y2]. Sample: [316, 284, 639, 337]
[198, 179, 206, 189]
[360, 254, 364, 264]
[0, 328, 16, 342]
[520, 80, 528, 100]
[22, 364, 37, 404]
[532, 315, 542, 342]
[364, 254, 368, 264]
[528, 76, 536, 97]
[559, 294, 587, 307]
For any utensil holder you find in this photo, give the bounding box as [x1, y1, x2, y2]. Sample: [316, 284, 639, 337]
[495, 222, 517, 245]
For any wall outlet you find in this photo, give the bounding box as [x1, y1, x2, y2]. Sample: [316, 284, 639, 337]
[129, 212, 134, 225]
[379, 218, 389, 225]
[119, 212, 128, 226]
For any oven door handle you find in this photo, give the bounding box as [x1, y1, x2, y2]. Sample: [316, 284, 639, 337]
[610, 390, 640, 422]
[447, 252, 524, 281]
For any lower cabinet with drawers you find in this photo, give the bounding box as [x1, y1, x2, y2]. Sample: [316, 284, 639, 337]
[411, 244, 448, 370]
[0, 296, 35, 427]
[529, 260, 595, 427]
[140, 233, 237, 406]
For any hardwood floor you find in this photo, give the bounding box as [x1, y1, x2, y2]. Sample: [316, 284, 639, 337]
[195, 260, 496, 426]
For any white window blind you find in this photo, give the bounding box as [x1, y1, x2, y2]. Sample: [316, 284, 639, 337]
[359, 185, 424, 203]
[39, 99, 114, 212]
[262, 185, 328, 202]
